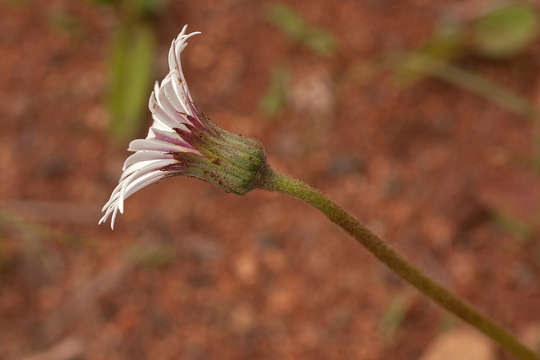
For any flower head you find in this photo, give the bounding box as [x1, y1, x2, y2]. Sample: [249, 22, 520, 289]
[100, 26, 267, 230]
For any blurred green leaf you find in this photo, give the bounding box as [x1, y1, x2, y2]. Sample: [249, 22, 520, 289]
[303, 27, 336, 57]
[92, 0, 120, 4]
[472, 3, 539, 58]
[48, 8, 85, 37]
[440, 313, 459, 333]
[126, 243, 176, 267]
[8, 0, 30, 5]
[0, 232, 6, 273]
[266, 3, 336, 56]
[266, 3, 306, 39]
[397, 53, 538, 118]
[493, 211, 533, 242]
[108, 24, 155, 141]
[91, 0, 167, 14]
[379, 292, 415, 342]
[0, 211, 82, 247]
[258, 67, 289, 119]
[395, 23, 464, 85]
[132, 0, 168, 14]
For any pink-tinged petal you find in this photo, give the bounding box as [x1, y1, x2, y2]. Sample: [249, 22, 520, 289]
[122, 151, 173, 171]
[150, 128, 194, 148]
[128, 138, 189, 153]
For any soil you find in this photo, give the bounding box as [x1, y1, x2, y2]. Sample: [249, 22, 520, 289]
[1, 0, 539, 359]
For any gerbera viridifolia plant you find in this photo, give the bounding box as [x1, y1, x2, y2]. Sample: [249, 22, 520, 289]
[99, 26, 539, 360]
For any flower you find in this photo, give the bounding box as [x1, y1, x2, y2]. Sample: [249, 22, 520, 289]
[100, 26, 267, 230]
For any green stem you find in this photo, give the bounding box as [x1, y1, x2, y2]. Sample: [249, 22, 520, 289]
[260, 167, 538, 360]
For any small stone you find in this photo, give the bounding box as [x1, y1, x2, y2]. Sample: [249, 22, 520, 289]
[262, 251, 286, 272]
[521, 324, 540, 355]
[448, 252, 476, 288]
[234, 252, 258, 284]
[327, 154, 365, 177]
[421, 216, 455, 248]
[267, 287, 295, 314]
[230, 304, 255, 333]
[419, 328, 495, 360]
[289, 69, 334, 116]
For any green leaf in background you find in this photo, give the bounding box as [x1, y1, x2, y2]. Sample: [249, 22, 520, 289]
[108, 24, 155, 141]
[126, 242, 176, 267]
[266, 3, 306, 40]
[493, 211, 533, 243]
[92, 0, 119, 5]
[471, 2, 539, 59]
[397, 53, 538, 118]
[48, 8, 86, 37]
[8, 0, 30, 5]
[258, 67, 289, 119]
[394, 22, 464, 85]
[303, 27, 336, 57]
[131, 0, 168, 15]
[266, 2, 336, 56]
[92, 0, 168, 15]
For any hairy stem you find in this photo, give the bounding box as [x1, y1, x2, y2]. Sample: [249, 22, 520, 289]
[260, 167, 538, 360]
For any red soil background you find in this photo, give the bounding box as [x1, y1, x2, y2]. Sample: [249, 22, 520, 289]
[1, 0, 540, 359]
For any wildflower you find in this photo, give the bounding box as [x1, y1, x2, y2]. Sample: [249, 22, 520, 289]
[99, 26, 267, 229]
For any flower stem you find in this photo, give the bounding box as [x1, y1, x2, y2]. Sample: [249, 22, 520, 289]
[260, 167, 538, 360]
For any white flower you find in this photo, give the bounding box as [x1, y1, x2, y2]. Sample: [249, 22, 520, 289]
[99, 25, 203, 230]
[100, 25, 268, 230]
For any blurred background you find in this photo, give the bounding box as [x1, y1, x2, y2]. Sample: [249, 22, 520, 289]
[2, 0, 540, 359]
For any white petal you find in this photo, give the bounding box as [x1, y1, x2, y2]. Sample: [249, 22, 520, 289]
[169, 70, 191, 115]
[110, 208, 118, 230]
[100, 169, 173, 225]
[123, 171, 171, 200]
[101, 182, 123, 211]
[121, 158, 177, 182]
[117, 170, 171, 213]
[118, 159, 178, 212]
[123, 151, 173, 171]
[162, 73, 186, 113]
[148, 116, 171, 133]
[148, 91, 180, 129]
[159, 75, 186, 116]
